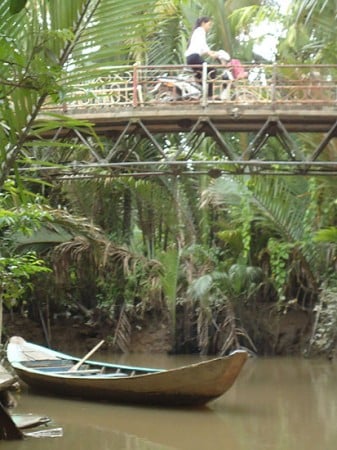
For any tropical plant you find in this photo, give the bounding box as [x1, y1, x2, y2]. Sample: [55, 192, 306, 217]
[3, 0, 337, 358]
[0, 253, 51, 341]
[278, 0, 337, 64]
[0, 0, 162, 187]
[187, 263, 262, 354]
[0, 0, 171, 344]
[0, 182, 52, 343]
[202, 175, 325, 308]
[147, 0, 264, 67]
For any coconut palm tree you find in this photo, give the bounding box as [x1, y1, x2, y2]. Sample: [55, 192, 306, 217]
[0, 0, 162, 187]
[5, 0, 335, 356]
[278, 0, 337, 63]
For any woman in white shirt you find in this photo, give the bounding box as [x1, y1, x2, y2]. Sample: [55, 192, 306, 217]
[185, 17, 218, 97]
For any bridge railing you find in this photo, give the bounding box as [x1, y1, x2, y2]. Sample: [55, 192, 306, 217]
[43, 64, 337, 112]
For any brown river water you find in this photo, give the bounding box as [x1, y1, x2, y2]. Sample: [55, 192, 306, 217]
[3, 353, 337, 450]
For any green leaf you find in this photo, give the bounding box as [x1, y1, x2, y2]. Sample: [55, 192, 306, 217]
[9, 0, 27, 15]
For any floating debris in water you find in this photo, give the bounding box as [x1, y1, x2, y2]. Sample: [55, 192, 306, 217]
[24, 427, 63, 438]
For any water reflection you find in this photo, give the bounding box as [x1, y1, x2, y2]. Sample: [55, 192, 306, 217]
[4, 355, 337, 450]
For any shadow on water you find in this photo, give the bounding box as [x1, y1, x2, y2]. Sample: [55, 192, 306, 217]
[4, 355, 337, 450]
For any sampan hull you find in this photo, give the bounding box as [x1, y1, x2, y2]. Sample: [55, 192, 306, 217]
[7, 337, 248, 407]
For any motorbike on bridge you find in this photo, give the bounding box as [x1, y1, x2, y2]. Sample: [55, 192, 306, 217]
[150, 51, 267, 103]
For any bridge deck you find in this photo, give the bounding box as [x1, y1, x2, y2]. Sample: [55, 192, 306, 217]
[40, 63, 337, 132]
[51, 104, 337, 134]
[30, 64, 337, 177]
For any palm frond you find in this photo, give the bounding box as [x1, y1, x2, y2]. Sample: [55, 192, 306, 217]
[205, 175, 310, 242]
[250, 176, 309, 242]
[314, 227, 337, 244]
[158, 247, 180, 328]
[0, 0, 160, 186]
[203, 174, 323, 295]
[188, 274, 213, 301]
[70, 0, 159, 69]
[112, 305, 131, 352]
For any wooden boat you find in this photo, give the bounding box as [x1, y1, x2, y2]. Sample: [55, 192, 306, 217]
[7, 336, 248, 407]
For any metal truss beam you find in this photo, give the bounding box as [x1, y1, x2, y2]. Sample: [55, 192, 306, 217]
[17, 108, 337, 178]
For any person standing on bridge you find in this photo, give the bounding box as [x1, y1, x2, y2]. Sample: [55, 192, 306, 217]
[185, 17, 218, 97]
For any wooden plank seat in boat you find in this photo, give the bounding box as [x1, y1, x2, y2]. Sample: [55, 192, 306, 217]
[22, 361, 130, 377]
[92, 372, 129, 378]
[56, 369, 102, 375]
[55, 370, 130, 377]
[22, 359, 72, 369]
[21, 360, 130, 376]
[22, 361, 101, 374]
[35, 366, 74, 372]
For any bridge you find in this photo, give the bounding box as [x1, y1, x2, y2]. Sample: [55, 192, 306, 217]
[29, 63, 337, 179]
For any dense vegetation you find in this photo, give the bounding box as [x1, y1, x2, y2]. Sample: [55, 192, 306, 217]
[1, 0, 337, 357]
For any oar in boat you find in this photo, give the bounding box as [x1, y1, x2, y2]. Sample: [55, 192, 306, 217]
[0, 403, 23, 440]
[68, 340, 105, 372]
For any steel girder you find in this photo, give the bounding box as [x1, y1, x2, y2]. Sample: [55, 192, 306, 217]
[17, 112, 337, 179]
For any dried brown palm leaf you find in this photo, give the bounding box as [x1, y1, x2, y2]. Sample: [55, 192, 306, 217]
[51, 236, 99, 285]
[197, 307, 211, 355]
[112, 305, 131, 353]
[216, 300, 256, 355]
[103, 241, 162, 276]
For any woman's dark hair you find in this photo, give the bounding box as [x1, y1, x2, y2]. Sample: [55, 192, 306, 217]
[193, 16, 211, 30]
[187, 16, 212, 47]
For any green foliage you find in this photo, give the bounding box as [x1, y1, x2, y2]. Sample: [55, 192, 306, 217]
[188, 263, 263, 304]
[216, 229, 244, 257]
[96, 252, 163, 319]
[157, 247, 180, 328]
[9, 0, 27, 15]
[314, 227, 337, 243]
[0, 188, 52, 340]
[278, 0, 337, 63]
[239, 197, 253, 261]
[1, 0, 337, 356]
[0, 181, 52, 252]
[0, 252, 51, 308]
[0, 0, 162, 187]
[186, 257, 263, 354]
[203, 173, 327, 310]
[267, 238, 293, 304]
[0, 205, 52, 243]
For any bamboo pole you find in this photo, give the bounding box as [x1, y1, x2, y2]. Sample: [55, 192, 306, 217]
[68, 340, 105, 372]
